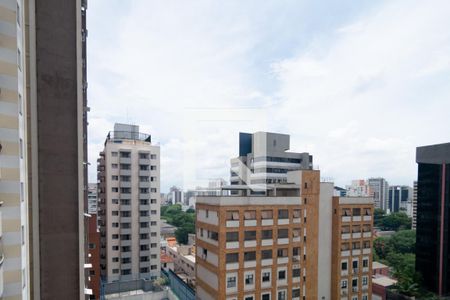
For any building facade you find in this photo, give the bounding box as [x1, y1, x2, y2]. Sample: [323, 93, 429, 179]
[415, 142, 450, 296]
[97, 123, 161, 283]
[87, 184, 101, 299]
[331, 197, 374, 300]
[1, 0, 88, 298]
[367, 178, 389, 211]
[412, 181, 417, 230]
[230, 132, 312, 192]
[388, 186, 412, 214]
[346, 180, 373, 198]
[196, 169, 321, 300]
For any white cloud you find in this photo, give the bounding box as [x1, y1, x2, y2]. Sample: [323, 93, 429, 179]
[87, 0, 450, 191]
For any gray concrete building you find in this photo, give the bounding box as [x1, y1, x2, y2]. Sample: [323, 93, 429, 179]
[230, 132, 312, 195]
[98, 123, 161, 283]
[1, 0, 88, 298]
[368, 178, 389, 210]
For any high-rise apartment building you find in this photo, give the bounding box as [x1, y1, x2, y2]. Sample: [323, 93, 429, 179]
[367, 178, 389, 210]
[87, 184, 101, 299]
[196, 135, 374, 300]
[1, 0, 88, 298]
[388, 185, 413, 214]
[412, 181, 417, 230]
[230, 132, 312, 192]
[415, 142, 450, 296]
[97, 123, 161, 282]
[346, 180, 372, 198]
[331, 197, 374, 300]
[196, 170, 322, 300]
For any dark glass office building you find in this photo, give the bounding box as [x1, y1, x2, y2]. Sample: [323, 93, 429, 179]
[415, 142, 450, 296]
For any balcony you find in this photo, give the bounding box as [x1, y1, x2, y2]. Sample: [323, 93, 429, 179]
[244, 240, 257, 248]
[363, 215, 372, 221]
[139, 170, 150, 176]
[120, 181, 131, 188]
[362, 248, 371, 255]
[352, 268, 359, 275]
[244, 220, 257, 227]
[277, 257, 288, 264]
[140, 216, 150, 223]
[261, 219, 273, 226]
[140, 204, 150, 211]
[352, 216, 362, 222]
[261, 239, 273, 246]
[226, 262, 239, 270]
[119, 157, 131, 164]
[139, 182, 150, 188]
[352, 232, 361, 239]
[278, 218, 289, 225]
[341, 233, 351, 240]
[352, 287, 358, 293]
[277, 238, 289, 245]
[120, 169, 132, 176]
[342, 216, 351, 222]
[226, 242, 239, 249]
[363, 232, 372, 238]
[139, 158, 151, 165]
[293, 217, 301, 224]
[244, 260, 256, 268]
[106, 130, 151, 143]
[121, 240, 132, 247]
[261, 258, 272, 266]
[226, 220, 239, 227]
[352, 249, 361, 256]
[120, 228, 132, 235]
[121, 217, 132, 223]
[293, 236, 301, 243]
[341, 250, 350, 257]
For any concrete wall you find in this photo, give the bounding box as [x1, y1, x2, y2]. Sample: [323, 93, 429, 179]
[318, 182, 333, 300]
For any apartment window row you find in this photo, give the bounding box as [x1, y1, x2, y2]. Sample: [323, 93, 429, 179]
[199, 228, 219, 241]
[226, 209, 302, 221]
[110, 152, 157, 160]
[341, 208, 372, 217]
[340, 276, 369, 290]
[226, 247, 303, 262]
[340, 240, 371, 251]
[341, 224, 372, 234]
[226, 228, 304, 242]
[341, 257, 370, 272]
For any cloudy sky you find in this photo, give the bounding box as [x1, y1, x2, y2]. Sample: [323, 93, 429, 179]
[87, 0, 450, 193]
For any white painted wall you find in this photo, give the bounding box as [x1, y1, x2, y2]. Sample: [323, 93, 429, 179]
[318, 182, 333, 300]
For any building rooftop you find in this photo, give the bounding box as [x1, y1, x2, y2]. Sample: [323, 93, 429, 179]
[372, 275, 397, 287]
[373, 261, 389, 270]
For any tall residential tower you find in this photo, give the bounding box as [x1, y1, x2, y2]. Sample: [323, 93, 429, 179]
[98, 123, 161, 282]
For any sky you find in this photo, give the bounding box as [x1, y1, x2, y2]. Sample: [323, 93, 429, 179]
[87, 0, 450, 193]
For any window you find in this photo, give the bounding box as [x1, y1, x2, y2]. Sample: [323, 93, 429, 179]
[140, 199, 149, 205]
[112, 187, 118, 192]
[261, 210, 273, 219]
[364, 208, 372, 216]
[352, 278, 358, 287]
[293, 247, 300, 256]
[352, 242, 360, 250]
[278, 291, 286, 300]
[244, 231, 256, 241]
[151, 188, 157, 193]
[139, 153, 149, 159]
[111, 152, 118, 157]
[17, 49, 21, 70]
[244, 210, 256, 220]
[244, 251, 256, 261]
[151, 265, 157, 270]
[292, 228, 301, 238]
[362, 276, 368, 286]
[112, 222, 119, 228]
[245, 297, 254, 300]
[292, 288, 301, 298]
[151, 210, 157, 215]
[112, 246, 119, 251]
[262, 293, 270, 300]
[120, 164, 131, 170]
[140, 211, 149, 217]
[292, 268, 301, 277]
[121, 269, 131, 275]
[278, 229, 288, 239]
[140, 256, 149, 262]
[341, 280, 348, 289]
[362, 258, 369, 268]
[245, 274, 254, 285]
[140, 222, 149, 228]
[262, 271, 270, 282]
[18, 94, 22, 115]
[277, 248, 288, 258]
[278, 209, 289, 219]
[352, 208, 361, 216]
[352, 225, 361, 233]
[150, 154, 157, 159]
[121, 211, 131, 217]
[140, 234, 149, 239]
[342, 208, 351, 216]
[261, 250, 272, 259]
[227, 276, 236, 288]
[121, 188, 131, 194]
[363, 240, 371, 249]
[112, 198, 119, 204]
[112, 234, 118, 239]
[140, 267, 149, 273]
[111, 163, 118, 169]
[140, 244, 149, 251]
[226, 210, 239, 220]
[112, 269, 119, 274]
[140, 165, 149, 170]
[278, 270, 286, 280]
[151, 176, 156, 181]
[140, 188, 149, 194]
[151, 199, 157, 204]
[112, 257, 119, 262]
[120, 175, 131, 181]
[226, 253, 239, 263]
[261, 229, 272, 239]
[150, 221, 157, 226]
[226, 232, 239, 242]
[342, 261, 348, 270]
[293, 209, 301, 218]
[362, 295, 368, 300]
[150, 165, 157, 170]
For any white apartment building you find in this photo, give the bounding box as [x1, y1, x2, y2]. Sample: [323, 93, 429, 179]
[98, 123, 161, 282]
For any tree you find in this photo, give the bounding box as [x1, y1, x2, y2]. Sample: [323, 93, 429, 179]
[381, 212, 412, 231]
[389, 230, 415, 254]
[374, 236, 392, 260]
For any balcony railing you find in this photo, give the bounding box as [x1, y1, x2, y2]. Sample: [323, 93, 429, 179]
[105, 131, 151, 145]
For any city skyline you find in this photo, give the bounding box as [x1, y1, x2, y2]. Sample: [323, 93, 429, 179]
[87, 0, 450, 192]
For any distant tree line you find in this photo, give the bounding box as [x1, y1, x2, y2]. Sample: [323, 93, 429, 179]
[161, 204, 195, 244]
[374, 209, 412, 231]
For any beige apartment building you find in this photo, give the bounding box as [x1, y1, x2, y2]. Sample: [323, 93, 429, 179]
[1, 0, 88, 299]
[196, 134, 374, 300]
[331, 197, 374, 300]
[98, 123, 161, 283]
